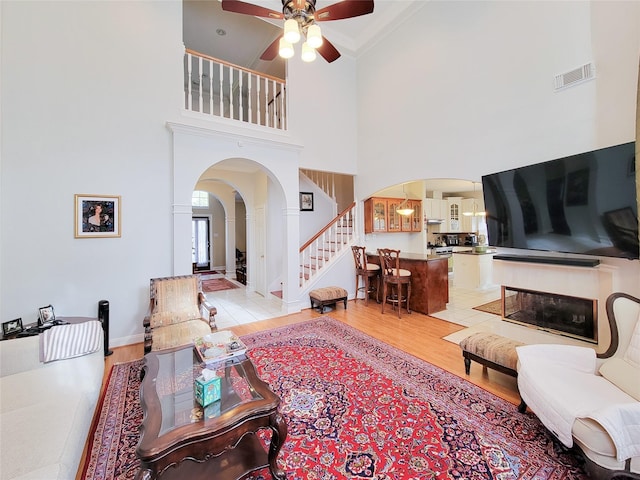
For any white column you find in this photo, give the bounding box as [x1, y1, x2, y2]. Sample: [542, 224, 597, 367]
[282, 206, 300, 313]
[225, 214, 236, 279]
[173, 203, 193, 275]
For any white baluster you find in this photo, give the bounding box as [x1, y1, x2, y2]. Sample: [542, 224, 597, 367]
[270, 79, 276, 127]
[208, 60, 213, 116]
[229, 67, 235, 120]
[280, 83, 286, 130]
[186, 53, 193, 111]
[198, 56, 203, 112]
[238, 69, 243, 122]
[218, 62, 223, 117]
[247, 72, 253, 125]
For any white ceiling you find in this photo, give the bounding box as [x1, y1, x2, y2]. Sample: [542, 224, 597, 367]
[183, 0, 422, 79]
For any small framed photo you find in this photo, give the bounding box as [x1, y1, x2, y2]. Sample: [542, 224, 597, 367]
[38, 305, 56, 326]
[2, 318, 23, 336]
[75, 194, 121, 238]
[300, 192, 314, 212]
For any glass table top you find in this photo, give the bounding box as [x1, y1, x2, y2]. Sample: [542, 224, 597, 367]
[154, 347, 263, 436]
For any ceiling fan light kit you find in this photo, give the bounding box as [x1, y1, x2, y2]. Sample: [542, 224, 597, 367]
[278, 38, 295, 58]
[306, 24, 323, 48]
[301, 42, 317, 62]
[283, 18, 301, 44]
[221, 0, 374, 63]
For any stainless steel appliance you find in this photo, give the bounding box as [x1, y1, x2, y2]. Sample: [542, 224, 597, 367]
[444, 234, 459, 246]
[433, 246, 453, 255]
[464, 234, 477, 245]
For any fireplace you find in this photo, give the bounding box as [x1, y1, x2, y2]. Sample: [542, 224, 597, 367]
[502, 286, 597, 343]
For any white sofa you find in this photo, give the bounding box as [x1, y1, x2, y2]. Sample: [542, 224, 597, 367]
[517, 292, 640, 480]
[0, 321, 105, 480]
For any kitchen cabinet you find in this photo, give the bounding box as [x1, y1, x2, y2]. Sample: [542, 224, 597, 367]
[446, 197, 462, 232]
[401, 200, 422, 232]
[364, 197, 421, 233]
[424, 199, 447, 223]
[410, 201, 422, 232]
[364, 198, 387, 233]
[387, 198, 402, 232]
[453, 250, 496, 290]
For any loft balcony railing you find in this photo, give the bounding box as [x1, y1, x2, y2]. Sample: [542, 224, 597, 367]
[184, 49, 287, 131]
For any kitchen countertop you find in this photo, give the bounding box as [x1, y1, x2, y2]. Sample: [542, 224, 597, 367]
[453, 249, 497, 256]
[367, 252, 449, 261]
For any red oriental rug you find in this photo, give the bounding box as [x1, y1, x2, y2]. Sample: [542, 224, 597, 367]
[82, 317, 587, 480]
[201, 277, 239, 293]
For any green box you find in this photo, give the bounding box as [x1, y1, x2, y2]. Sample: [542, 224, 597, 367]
[194, 374, 221, 407]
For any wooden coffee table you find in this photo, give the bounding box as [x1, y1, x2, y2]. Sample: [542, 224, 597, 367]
[135, 345, 287, 480]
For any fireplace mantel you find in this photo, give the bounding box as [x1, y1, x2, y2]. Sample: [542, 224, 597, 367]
[493, 258, 619, 351]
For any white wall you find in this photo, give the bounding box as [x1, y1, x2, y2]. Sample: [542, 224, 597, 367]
[1, 1, 184, 344]
[356, 1, 639, 197]
[353, 0, 640, 297]
[287, 55, 359, 174]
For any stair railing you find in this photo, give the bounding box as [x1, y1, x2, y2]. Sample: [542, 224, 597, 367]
[300, 169, 336, 201]
[299, 202, 356, 288]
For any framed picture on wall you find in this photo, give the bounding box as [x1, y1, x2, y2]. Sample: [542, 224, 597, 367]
[75, 194, 121, 238]
[300, 192, 314, 211]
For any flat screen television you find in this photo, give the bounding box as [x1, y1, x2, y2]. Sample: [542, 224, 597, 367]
[482, 141, 638, 260]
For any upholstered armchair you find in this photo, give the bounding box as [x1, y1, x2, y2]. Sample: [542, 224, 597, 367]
[143, 275, 217, 353]
[516, 292, 640, 479]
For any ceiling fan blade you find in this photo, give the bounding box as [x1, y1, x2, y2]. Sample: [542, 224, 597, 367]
[260, 36, 282, 61]
[316, 36, 341, 63]
[315, 0, 374, 21]
[221, 0, 284, 19]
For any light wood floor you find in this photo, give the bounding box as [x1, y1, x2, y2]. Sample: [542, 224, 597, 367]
[78, 299, 520, 479]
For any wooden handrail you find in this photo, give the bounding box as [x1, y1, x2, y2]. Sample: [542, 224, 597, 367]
[185, 48, 285, 83]
[300, 202, 356, 252]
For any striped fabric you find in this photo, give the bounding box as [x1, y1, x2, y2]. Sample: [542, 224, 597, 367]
[41, 320, 102, 363]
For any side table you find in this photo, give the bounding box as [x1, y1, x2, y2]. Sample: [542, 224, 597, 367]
[1, 316, 97, 341]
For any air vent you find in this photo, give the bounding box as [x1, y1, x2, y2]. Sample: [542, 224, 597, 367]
[554, 63, 595, 91]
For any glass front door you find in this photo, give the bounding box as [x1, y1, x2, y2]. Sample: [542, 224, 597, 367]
[192, 217, 210, 271]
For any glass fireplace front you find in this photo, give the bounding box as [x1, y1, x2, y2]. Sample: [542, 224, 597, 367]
[502, 286, 597, 343]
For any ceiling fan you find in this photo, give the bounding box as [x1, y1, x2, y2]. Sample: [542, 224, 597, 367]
[221, 0, 375, 63]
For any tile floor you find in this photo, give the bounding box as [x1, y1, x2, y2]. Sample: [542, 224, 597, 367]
[204, 273, 591, 348]
[202, 273, 288, 330]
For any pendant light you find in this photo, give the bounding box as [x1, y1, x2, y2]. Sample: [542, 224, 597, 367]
[463, 182, 486, 217]
[396, 184, 414, 216]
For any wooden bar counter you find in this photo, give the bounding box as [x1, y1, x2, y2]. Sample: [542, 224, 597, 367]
[367, 252, 449, 315]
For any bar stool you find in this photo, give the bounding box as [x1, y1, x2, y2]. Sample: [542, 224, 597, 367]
[351, 245, 380, 305]
[378, 248, 411, 318]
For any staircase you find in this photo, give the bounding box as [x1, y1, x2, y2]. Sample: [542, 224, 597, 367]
[299, 202, 356, 289]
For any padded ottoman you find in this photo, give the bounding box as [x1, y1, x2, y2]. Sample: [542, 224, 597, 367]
[309, 286, 348, 313]
[459, 332, 524, 377]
